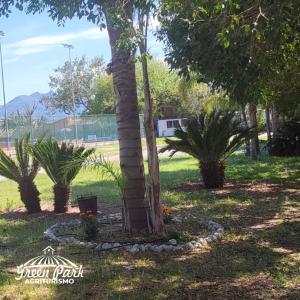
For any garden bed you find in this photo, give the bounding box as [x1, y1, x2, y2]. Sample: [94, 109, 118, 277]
[44, 212, 224, 253]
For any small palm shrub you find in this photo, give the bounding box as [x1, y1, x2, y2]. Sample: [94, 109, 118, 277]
[28, 139, 94, 213]
[160, 109, 253, 188]
[0, 133, 42, 213]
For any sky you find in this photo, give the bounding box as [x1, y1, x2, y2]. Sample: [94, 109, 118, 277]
[0, 8, 164, 104]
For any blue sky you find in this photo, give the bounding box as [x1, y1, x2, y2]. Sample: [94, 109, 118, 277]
[0, 8, 164, 104]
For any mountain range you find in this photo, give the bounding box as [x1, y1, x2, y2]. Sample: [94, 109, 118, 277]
[0, 92, 83, 120]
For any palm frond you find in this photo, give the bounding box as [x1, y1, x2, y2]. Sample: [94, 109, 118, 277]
[0, 148, 20, 181]
[28, 138, 95, 185]
[0, 133, 40, 182]
[64, 154, 125, 196]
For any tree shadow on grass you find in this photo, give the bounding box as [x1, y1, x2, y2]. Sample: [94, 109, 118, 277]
[50, 237, 287, 300]
[226, 154, 300, 181]
[0, 216, 58, 289]
[260, 221, 300, 252]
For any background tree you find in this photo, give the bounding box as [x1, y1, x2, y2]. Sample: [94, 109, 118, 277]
[42, 56, 106, 114]
[8, 104, 44, 131]
[158, 0, 300, 157]
[88, 59, 183, 117]
[136, 59, 181, 117]
[88, 75, 116, 114]
[177, 77, 232, 115]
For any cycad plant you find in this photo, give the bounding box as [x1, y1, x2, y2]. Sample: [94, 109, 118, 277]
[160, 109, 253, 188]
[0, 133, 42, 213]
[28, 139, 95, 213]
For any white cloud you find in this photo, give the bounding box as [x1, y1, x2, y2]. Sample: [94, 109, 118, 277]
[6, 27, 106, 58]
[5, 56, 20, 63]
[14, 47, 44, 56]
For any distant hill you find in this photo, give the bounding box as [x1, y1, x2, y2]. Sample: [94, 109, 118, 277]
[0, 92, 84, 120]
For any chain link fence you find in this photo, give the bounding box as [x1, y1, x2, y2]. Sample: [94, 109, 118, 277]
[0, 114, 145, 151]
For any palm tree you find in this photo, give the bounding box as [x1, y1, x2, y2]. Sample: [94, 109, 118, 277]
[0, 133, 41, 213]
[160, 109, 253, 188]
[28, 139, 94, 213]
[102, 1, 151, 233]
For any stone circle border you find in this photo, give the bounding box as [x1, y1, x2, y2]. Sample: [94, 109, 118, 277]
[43, 213, 224, 253]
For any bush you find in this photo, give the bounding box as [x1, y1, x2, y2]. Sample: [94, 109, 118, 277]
[268, 120, 300, 156]
[160, 109, 254, 188]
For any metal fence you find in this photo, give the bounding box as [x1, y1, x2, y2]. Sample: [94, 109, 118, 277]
[0, 114, 145, 149]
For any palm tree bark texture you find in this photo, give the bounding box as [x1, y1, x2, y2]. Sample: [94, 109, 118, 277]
[103, 1, 151, 234]
[18, 178, 41, 213]
[53, 184, 70, 213]
[249, 103, 258, 160]
[200, 161, 225, 189]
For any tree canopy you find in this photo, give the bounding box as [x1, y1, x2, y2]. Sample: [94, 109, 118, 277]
[42, 56, 106, 114]
[158, 0, 300, 116]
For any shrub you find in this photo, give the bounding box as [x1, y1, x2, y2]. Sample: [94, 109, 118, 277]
[160, 109, 254, 188]
[268, 120, 300, 156]
[28, 139, 95, 213]
[0, 133, 42, 213]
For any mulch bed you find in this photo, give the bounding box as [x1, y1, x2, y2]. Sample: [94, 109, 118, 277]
[0, 202, 121, 222]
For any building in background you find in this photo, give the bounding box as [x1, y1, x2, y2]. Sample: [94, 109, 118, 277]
[157, 118, 187, 137]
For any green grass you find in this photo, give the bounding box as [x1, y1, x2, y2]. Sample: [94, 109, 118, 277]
[0, 151, 299, 299]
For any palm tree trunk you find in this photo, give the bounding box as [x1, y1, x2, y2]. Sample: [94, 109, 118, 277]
[271, 103, 280, 137]
[241, 106, 250, 156]
[18, 179, 41, 213]
[249, 103, 258, 160]
[103, 2, 150, 233]
[265, 106, 272, 142]
[200, 161, 225, 189]
[139, 10, 165, 235]
[53, 184, 70, 213]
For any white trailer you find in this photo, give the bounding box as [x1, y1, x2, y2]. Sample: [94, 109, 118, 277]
[157, 118, 186, 137]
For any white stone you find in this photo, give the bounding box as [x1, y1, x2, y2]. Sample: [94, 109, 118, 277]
[168, 239, 177, 246]
[128, 244, 140, 253]
[102, 243, 112, 250]
[197, 238, 206, 244]
[186, 242, 194, 249]
[172, 216, 182, 223]
[210, 235, 218, 242]
[205, 237, 212, 243]
[144, 243, 152, 250]
[86, 242, 97, 248]
[150, 245, 161, 253]
[174, 246, 183, 251]
[214, 232, 222, 239]
[112, 242, 121, 248]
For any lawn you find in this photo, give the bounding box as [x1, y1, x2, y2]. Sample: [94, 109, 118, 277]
[0, 151, 299, 299]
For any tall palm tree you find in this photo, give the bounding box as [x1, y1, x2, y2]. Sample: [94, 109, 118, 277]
[102, 1, 151, 233]
[160, 109, 254, 188]
[28, 139, 94, 213]
[0, 133, 41, 213]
